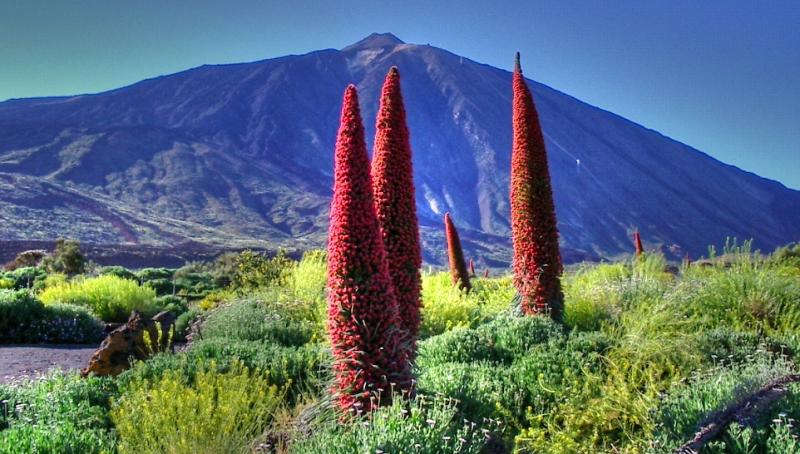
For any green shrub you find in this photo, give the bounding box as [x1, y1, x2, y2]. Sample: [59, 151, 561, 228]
[0, 266, 47, 290]
[174, 307, 201, 341]
[416, 327, 501, 369]
[419, 272, 512, 338]
[767, 241, 800, 268]
[38, 274, 157, 323]
[117, 339, 331, 406]
[153, 294, 188, 316]
[112, 360, 282, 454]
[0, 370, 117, 454]
[184, 339, 330, 402]
[172, 265, 221, 296]
[478, 315, 564, 359]
[562, 266, 618, 331]
[231, 249, 292, 292]
[284, 249, 327, 325]
[136, 267, 174, 281]
[99, 265, 137, 281]
[40, 238, 85, 275]
[649, 352, 800, 453]
[143, 278, 174, 296]
[0, 290, 105, 344]
[564, 330, 615, 357]
[192, 296, 316, 346]
[679, 261, 800, 334]
[290, 393, 491, 454]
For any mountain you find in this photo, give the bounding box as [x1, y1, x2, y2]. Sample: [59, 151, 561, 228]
[1, 33, 798, 267]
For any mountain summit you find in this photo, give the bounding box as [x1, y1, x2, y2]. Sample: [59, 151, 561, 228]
[1, 34, 798, 266]
[342, 32, 405, 52]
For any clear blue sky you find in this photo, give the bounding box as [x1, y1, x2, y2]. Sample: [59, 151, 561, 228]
[1, 1, 798, 190]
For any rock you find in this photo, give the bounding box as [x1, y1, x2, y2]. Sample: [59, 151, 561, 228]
[81, 310, 175, 377]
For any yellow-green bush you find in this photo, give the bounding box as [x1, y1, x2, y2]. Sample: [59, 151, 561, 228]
[284, 249, 327, 322]
[111, 360, 282, 454]
[419, 271, 512, 338]
[38, 274, 156, 322]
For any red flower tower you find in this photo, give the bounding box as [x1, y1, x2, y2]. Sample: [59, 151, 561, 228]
[633, 230, 644, 258]
[371, 67, 423, 361]
[445, 212, 472, 292]
[326, 85, 411, 411]
[509, 53, 563, 320]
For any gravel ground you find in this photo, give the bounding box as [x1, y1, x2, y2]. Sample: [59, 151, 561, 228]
[0, 344, 99, 384]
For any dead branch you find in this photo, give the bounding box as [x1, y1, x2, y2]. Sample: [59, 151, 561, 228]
[673, 373, 800, 454]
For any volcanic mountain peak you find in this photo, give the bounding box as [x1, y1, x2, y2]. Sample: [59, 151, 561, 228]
[342, 33, 405, 52]
[0, 34, 798, 267]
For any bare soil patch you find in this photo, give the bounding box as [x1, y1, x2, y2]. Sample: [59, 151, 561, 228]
[0, 344, 98, 384]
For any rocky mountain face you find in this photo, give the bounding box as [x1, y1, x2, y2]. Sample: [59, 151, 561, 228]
[1, 33, 798, 267]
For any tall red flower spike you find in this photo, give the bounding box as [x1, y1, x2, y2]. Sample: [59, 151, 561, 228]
[326, 85, 411, 412]
[371, 67, 423, 362]
[684, 252, 691, 266]
[468, 258, 476, 277]
[634, 230, 644, 258]
[444, 212, 471, 292]
[510, 53, 563, 319]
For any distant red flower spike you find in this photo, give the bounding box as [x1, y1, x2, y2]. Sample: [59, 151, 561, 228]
[483, 268, 489, 278]
[468, 258, 476, 277]
[634, 230, 644, 258]
[510, 53, 563, 320]
[684, 252, 691, 265]
[444, 212, 471, 292]
[326, 84, 411, 412]
[372, 67, 422, 364]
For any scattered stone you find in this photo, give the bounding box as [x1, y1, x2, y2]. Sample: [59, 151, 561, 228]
[81, 310, 175, 377]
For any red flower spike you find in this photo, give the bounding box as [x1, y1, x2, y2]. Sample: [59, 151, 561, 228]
[326, 84, 411, 412]
[468, 258, 476, 277]
[483, 268, 489, 279]
[634, 230, 644, 258]
[444, 212, 471, 292]
[510, 53, 563, 319]
[371, 67, 423, 363]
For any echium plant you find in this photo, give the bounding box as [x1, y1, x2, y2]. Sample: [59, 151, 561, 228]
[371, 67, 423, 362]
[634, 230, 644, 258]
[509, 53, 563, 320]
[444, 212, 471, 292]
[326, 85, 412, 412]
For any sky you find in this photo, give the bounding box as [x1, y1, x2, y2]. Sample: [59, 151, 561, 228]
[1, 1, 798, 190]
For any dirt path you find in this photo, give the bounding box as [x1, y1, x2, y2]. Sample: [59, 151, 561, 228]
[0, 345, 98, 384]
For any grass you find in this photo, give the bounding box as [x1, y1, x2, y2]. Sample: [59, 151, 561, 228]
[2, 246, 800, 452]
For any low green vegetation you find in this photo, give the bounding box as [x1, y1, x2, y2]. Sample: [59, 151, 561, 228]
[0, 370, 117, 454]
[38, 274, 158, 323]
[0, 290, 105, 344]
[111, 361, 283, 454]
[2, 243, 800, 452]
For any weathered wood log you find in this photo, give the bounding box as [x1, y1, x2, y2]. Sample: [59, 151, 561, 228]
[673, 373, 800, 454]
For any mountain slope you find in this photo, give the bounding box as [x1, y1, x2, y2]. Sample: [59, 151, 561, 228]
[1, 33, 798, 266]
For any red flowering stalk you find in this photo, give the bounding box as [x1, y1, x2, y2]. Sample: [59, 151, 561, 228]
[634, 230, 644, 258]
[326, 85, 411, 412]
[371, 67, 423, 361]
[444, 212, 471, 292]
[468, 258, 476, 277]
[510, 53, 563, 320]
[684, 252, 691, 266]
[483, 268, 489, 278]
